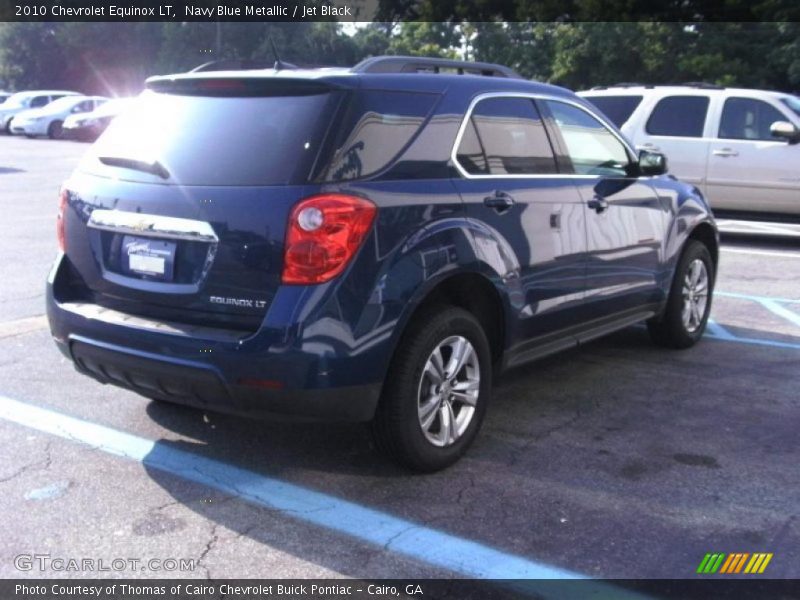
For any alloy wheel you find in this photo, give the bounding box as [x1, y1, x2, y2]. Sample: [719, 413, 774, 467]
[417, 335, 480, 447]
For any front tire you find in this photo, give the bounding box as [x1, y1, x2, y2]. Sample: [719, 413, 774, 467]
[648, 240, 714, 349]
[372, 305, 492, 472]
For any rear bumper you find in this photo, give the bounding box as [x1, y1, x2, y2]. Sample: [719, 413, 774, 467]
[62, 337, 379, 421]
[47, 255, 382, 422]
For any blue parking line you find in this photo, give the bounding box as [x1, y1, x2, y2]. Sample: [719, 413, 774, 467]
[0, 394, 597, 584]
[705, 319, 800, 351]
[717, 291, 800, 306]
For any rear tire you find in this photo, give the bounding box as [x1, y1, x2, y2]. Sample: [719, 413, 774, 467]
[372, 305, 492, 472]
[648, 240, 714, 349]
[48, 120, 63, 140]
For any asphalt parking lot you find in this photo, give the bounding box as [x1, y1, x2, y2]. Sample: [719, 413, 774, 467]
[1, 135, 798, 584]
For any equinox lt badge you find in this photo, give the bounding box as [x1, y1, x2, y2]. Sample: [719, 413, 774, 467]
[209, 296, 266, 308]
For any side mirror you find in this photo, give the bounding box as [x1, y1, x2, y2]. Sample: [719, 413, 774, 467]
[638, 150, 668, 176]
[770, 120, 800, 144]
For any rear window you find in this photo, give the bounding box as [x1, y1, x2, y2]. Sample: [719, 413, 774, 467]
[81, 84, 340, 186]
[646, 95, 709, 138]
[583, 95, 642, 127]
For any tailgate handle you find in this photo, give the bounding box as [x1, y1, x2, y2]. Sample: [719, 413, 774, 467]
[88, 209, 219, 243]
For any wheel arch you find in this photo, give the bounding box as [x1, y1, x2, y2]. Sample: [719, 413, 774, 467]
[686, 220, 719, 271]
[390, 270, 507, 373]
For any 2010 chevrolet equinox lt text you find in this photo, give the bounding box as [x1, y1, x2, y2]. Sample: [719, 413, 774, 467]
[47, 56, 719, 471]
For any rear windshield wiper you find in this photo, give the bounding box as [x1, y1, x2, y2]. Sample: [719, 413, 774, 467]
[98, 156, 170, 180]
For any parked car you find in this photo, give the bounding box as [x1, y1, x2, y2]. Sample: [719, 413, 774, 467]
[579, 84, 800, 217]
[47, 57, 718, 471]
[62, 98, 133, 141]
[0, 90, 80, 134]
[12, 95, 108, 139]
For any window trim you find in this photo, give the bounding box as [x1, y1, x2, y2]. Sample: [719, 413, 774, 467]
[451, 92, 637, 180]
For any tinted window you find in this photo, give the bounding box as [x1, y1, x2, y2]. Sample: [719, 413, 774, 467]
[321, 91, 437, 181]
[545, 100, 630, 177]
[82, 88, 339, 186]
[719, 97, 788, 141]
[456, 97, 557, 175]
[29, 96, 49, 108]
[584, 95, 642, 127]
[646, 96, 709, 137]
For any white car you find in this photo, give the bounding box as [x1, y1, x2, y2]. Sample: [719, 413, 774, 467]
[11, 95, 108, 139]
[579, 85, 800, 216]
[0, 90, 80, 134]
[63, 97, 133, 141]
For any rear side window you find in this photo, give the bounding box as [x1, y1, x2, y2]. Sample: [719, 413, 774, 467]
[646, 96, 709, 138]
[82, 86, 339, 186]
[583, 95, 642, 127]
[30, 96, 49, 108]
[719, 97, 788, 141]
[456, 96, 557, 176]
[320, 90, 438, 181]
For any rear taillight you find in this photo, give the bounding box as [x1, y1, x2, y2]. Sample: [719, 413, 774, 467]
[57, 188, 68, 252]
[282, 194, 376, 285]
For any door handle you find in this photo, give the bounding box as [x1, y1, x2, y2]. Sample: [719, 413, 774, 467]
[483, 190, 515, 211]
[712, 148, 739, 157]
[587, 196, 609, 214]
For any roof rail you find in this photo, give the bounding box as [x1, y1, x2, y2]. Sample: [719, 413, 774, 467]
[352, 55, 522, 79]
[681, 81, 725, 90]
[611, 82, 650, 88]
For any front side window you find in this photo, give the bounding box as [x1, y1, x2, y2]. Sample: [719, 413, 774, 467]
[719, 97, 789, 141]
[646, 95, 709, 138]
[545, 100, 631, 177]
[455, 96, 557, 176]
[74, 100, 94, 113]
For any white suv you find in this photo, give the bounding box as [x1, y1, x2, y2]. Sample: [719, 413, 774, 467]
[579, 85, 800, 216]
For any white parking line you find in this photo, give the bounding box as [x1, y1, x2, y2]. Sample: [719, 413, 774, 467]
[716, 219, 800, 238]
[0, 315, 48, 339]
[721, 247, 800, 259]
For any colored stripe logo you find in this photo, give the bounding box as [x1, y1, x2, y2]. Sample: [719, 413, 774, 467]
[697, 553, 773, 574]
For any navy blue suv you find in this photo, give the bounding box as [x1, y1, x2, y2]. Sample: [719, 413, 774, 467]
[47, 56, 718, 471]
